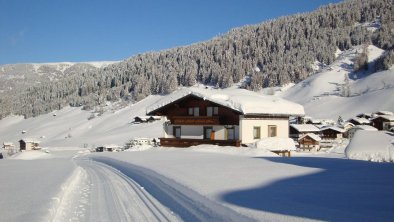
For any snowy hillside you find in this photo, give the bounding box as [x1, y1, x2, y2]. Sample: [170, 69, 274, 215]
[282, 45, 394, 120]
[0, 95, 164, 148]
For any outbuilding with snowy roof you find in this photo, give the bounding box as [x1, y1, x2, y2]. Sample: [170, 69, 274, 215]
[298, 133, 322, 151]
[289, 124, 320, 139]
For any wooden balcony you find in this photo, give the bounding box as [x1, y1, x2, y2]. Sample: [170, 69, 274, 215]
[159, 138, 241, 147]
[170, 116, 220, 125]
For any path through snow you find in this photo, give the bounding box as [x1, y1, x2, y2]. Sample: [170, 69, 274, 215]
[50, 156, 253, 222]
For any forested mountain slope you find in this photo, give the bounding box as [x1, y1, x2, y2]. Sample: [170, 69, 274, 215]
[0, 62, 117, 94]
[0, 0, 393, 119]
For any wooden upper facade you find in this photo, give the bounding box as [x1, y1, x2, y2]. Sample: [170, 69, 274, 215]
[148, 94, 240, 126]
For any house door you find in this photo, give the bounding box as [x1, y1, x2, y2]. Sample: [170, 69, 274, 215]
[226, 127, 235, 140]
[174, 126, 181, 138]
[204, 127, 213, 139]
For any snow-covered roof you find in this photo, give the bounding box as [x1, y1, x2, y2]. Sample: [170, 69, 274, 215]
[19, 139, 40, 143]
[3, 142, 14, 146]
[254, 137, 296, 151]
[351, 125, 378, 131]
[342, 122, 355, 127]
[371, 115, 394, 121]
[356, 113, 372, 118]
[147, 87, 304, 116]
[320, 126, 346, 133]
[134, 116, 150, 121]
[290, 124, 320, 132]
[349, 117, 370, 124]
[104, 144, 121, 148]
[306, 119, 322, 124]
[375, 111, 394, 116]
[299, 133, 321, 142]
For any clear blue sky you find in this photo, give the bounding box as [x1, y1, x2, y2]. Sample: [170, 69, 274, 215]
[0, 0, 343, 65]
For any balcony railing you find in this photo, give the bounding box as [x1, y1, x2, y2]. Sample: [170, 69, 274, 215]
[159, 138, 241, 147]
[170, 116, 220, 125]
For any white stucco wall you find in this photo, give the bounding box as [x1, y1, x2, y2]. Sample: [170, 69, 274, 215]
[239, 116, 289, 144]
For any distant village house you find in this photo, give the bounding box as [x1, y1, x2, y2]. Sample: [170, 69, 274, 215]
[19, 139, 40, 151]
[370, 115, 394, 131]
[320, 126, 345, 139]
[2, 142, 15, 150]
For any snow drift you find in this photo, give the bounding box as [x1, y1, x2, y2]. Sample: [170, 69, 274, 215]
[254, 137, 296, 151]
[345, 130, 394, 162]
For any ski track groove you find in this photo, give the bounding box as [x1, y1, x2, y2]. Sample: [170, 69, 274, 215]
[90, 156, 256, 222]
[74, 157, 178, 222]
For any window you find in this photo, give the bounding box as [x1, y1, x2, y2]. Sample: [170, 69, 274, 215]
[253, 126, 261, 139]
[207, 107, 213, 116]
[193, 107, 200, 116]
[173, 126, 181, 138]
[226, 127, 235, 140]
[204, 126, 213, 139]
[188, 107, 200, 116]
[213, 107, 219, 115]
[268, 125, 277, 137]
[207, 106, 219, 116]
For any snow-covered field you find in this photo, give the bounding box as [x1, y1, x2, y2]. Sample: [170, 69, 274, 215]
[1, 147, 394, 222]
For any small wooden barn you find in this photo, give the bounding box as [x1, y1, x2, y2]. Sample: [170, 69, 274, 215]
[298, 133, 321, 151]
[19, 139, 40, 151]
[289, 124, 320, 139]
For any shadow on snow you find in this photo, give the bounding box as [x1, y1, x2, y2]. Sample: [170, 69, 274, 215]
[221, 157, 394, 221]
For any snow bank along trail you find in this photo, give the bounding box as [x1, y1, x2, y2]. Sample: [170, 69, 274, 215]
[89, 156, 255, 222]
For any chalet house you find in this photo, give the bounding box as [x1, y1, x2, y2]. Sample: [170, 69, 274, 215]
[298, 133, 321, 151]
[320, 126, 345, 139]
[289, 124, 320, 139]
[19, 139, 40, 151]
[370, 115, 394, 131]
[146, 88, 304, 147]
